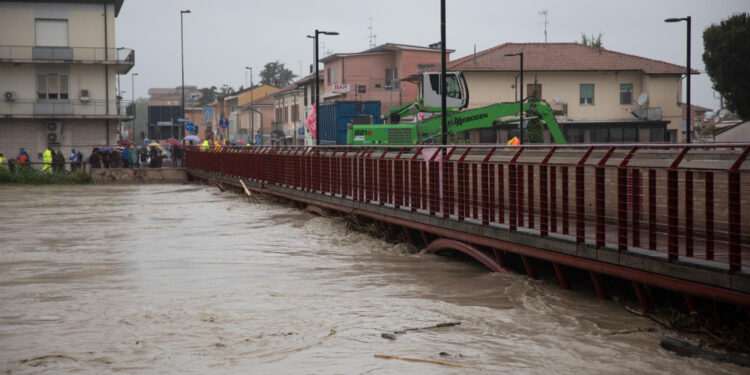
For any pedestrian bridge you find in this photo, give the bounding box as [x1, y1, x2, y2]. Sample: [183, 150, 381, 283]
[185, 143, 750, 312]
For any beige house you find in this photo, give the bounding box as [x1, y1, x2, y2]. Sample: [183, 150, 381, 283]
[0, 0, 134, 160]
[240, 94, 274, 145]
[435, 43, 694, 143]
[272, 82, 304, 145]
[272, 75, 326, 145]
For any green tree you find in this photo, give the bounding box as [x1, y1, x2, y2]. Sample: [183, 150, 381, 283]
[581, 32, 603, 48]
[525, 100, 545, 143]
[703, 13, 750, 119]
[133, 97, 148, 143]
[259, 61, 297, 88]
[197, 86, 218, 107]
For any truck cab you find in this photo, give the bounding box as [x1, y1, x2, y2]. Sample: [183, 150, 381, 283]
[419, 71, 469, 110]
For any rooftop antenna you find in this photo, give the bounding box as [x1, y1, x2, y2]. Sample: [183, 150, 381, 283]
[368, 17, 377, 48]
[473, 44, 477, 63]
[539, 8, 549, 42]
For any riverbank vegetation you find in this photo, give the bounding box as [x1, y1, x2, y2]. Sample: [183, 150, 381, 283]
[0, 166, 92, 184]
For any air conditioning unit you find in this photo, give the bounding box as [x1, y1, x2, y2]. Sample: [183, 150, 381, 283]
[46, 121, 62, 144]
[80, 89, 90, 103]
[4, 91, 16, 102]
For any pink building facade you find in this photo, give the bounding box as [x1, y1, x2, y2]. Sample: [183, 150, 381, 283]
[320, 44, 451, 115]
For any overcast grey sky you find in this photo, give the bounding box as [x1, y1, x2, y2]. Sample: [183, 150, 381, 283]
[116, 0, 748, 111]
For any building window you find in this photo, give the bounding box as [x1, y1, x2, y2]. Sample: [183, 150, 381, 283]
[37, 73, 68, 100]
[35, 19, 68, 47]
[327, 68, 331, 85]
[429, 74, 462, 99]
[591, 127, 609, 142]
[620, 83, 633, 105]
[291, 104, 299, 122]
[417, 64, 435, 72]
[333, 66, 338, 84]
[565, 127, 585, 143]
[651, 127, 665, 142]
[304, 86, 308, 106]
[580, 84, 594, 105]
[385, 68, 398, 90]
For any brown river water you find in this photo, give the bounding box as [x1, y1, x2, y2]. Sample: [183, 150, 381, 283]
[0, 184, 743, 374]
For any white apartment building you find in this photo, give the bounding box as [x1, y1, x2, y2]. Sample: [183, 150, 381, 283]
[0, 0, 133, 161]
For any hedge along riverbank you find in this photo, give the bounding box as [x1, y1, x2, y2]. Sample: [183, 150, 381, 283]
[0, 166, 92, 185]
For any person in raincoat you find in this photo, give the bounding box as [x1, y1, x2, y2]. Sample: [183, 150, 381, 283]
[507, 136, 520, 146]
[200, 140, 209, 151]
[42, 147, 53, 173]
[128, 144, 138, 168]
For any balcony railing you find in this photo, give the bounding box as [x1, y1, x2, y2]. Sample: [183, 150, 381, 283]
[1, 98, 135, 118]
[0, 45, 134, 65]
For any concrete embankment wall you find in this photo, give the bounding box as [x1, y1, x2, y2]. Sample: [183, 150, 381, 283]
[91, 168, 187, 184]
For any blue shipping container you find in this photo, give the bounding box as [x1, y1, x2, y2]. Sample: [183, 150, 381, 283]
[318, 101, 381, 145]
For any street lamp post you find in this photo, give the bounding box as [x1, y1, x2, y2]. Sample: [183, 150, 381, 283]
[505, 52, 524, 143]
[180, 9, 191, 141]
[245, 66, 254, 144]
[440, 0, 447, 150]
[312, 29, 339, 146]
[131, 72, 138, 142]
[665, 16, 691, 143]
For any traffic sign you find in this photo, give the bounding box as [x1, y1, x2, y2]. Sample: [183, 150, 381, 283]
[203, 107, 213, 117]
[177, 118, 190, 123]
[186, 122, 198, 132]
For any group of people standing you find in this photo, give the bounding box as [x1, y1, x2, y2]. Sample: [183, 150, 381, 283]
[40, 147, 83, 173]
[88, 145, 165, 169]
[0, 144, 172, 173]
[0, 148, 78, 174]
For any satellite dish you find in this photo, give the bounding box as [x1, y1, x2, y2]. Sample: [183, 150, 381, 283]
[636, 92, 648, 106]
[554, 94, 563, 104]
[719, 109, 727, 118]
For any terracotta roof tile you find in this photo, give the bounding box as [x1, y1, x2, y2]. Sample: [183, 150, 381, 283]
[439, 43, 696, 75]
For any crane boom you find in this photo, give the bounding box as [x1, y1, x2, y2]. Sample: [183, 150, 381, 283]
[348, 99, 566, 145]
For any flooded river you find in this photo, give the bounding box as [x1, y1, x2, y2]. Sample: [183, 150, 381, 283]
[0, 184, 742, 374]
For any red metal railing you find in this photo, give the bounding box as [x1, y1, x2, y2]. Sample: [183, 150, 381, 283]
[186, 144, 750, 272]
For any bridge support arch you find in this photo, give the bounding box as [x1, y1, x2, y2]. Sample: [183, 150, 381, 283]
[425, 239, 508, 273]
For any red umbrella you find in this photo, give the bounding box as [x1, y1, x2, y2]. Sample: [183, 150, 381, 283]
[118, 139, 133, 147]
[164, 138, 181, 146]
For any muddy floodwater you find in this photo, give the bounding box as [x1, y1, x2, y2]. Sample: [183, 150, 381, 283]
[0, 184, 742, 374]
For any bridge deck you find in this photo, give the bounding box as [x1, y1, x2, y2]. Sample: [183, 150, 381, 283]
[186, 144, 750, 308]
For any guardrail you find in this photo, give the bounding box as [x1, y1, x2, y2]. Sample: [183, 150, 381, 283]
[0, 99, 134, 117]
[185, 143, 750, 272]
[0, 45, 134, 63]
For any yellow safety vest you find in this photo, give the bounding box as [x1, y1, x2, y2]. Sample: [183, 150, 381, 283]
[42, 149, 53, 172]
[200, 140, 209, 151]
[0, 156, 6, 168]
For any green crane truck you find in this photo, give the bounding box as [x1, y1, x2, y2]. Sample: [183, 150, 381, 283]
[346, 71, 566, 145]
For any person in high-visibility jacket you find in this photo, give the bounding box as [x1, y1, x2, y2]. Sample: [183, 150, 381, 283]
[0, 153, 7, 169]
[507, 136, 521, 146]
[200, 140, 209, 151]
[42, 147, 53, 173]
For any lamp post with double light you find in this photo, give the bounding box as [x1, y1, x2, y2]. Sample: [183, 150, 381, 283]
[665, 16, 691, 143]
[131, 72, 138, 142]
[311, 30, 338, 146]
[180, 9, 191, 141]
[245, 66, 254, 144]
[505, 52, 524, 143]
